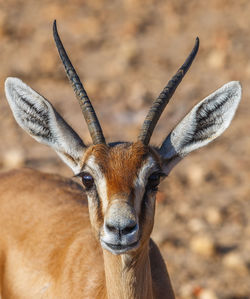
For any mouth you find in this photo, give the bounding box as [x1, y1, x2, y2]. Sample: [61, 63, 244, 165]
[101, 240, 139, 254]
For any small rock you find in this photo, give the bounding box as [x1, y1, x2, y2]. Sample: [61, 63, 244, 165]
[190, 235, 215, 257]
[205, 207, 222, 225]
[2, 149, 25, 169]
[222, 252, 248, 273]
[179, 283, 193, 298]
[188, 218, 206, 233]
[207, 50, 226, 69]
[188, 164, 205, 186]
[198, 289, 218, 299]
[177, 202, 190, 216]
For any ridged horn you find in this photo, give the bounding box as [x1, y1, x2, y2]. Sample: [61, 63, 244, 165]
[53, 20, 106, 145]
[138, 37, 199, 145]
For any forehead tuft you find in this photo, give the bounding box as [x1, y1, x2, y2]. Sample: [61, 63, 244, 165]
[84, 142, 149, 171]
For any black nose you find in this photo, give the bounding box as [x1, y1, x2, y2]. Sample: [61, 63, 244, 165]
[105, 219, 137, 236]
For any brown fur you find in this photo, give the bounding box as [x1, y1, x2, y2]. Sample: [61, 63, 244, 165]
[0, 167, 174, 298]
[82, 142, 159, 199]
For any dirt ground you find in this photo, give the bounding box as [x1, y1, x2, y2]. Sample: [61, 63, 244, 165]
[0, 1, 249, 298]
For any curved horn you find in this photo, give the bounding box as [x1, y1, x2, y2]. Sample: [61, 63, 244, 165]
[53, 20, 106, 145]
[138, 37, 199, 145]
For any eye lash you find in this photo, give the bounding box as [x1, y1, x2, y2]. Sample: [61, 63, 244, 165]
[74, 162, 96, 178]
[73, 173, 82, 178]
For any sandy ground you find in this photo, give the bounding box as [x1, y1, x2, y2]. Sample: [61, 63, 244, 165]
[0, 1, 249, 298]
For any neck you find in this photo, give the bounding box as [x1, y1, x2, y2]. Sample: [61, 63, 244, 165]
[103, 242, 154, 299]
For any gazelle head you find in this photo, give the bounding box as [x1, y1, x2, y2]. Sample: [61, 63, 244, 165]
[5, 21, 241, 255]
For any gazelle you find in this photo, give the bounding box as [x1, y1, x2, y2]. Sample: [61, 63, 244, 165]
[0, 20, 241, 299]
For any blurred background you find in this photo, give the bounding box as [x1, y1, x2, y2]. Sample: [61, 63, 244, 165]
[0, 0, 249, 298]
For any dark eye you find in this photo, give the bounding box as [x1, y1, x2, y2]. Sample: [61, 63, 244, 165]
[79, 172, 95, 190]
[147, 172, 162, 192]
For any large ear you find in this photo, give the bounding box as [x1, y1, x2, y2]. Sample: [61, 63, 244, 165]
[159, 81, 242, 175]
[5, 77, 86, 174]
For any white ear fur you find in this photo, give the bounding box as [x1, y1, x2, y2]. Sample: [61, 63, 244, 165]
[5, 77, 86, 174]
[159, 81, 242, 175]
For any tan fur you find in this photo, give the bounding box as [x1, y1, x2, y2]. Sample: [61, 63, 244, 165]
[0, 167, 174, 298]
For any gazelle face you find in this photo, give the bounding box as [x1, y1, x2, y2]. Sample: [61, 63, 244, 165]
[77, 142, 163, 254]
[5, 23, 242, 257]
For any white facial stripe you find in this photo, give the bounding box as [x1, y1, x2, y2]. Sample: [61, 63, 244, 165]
[84, 154, 158, 217]
[84, 155, 109, 212]
[133, 156, 158, 214]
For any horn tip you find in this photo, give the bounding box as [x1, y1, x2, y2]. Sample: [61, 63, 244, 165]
[194, 37, 200, 51]
[53, 20, 57, 33]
